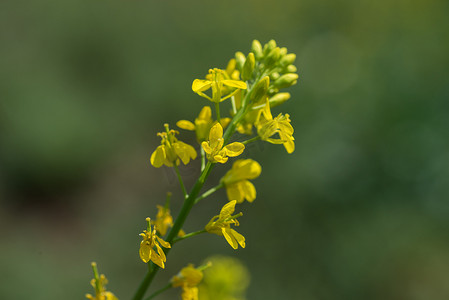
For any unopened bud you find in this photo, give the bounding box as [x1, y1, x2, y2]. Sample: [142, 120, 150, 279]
[265, 47, 280, 68]
[235, 52, 246, 71]
[269, 92, 291, 108]
[270, 72, 280, 81]
[242, 53, 255, 81]
[279, 47, 288, 57]
[280, 54, 296, 67]
[251, 40, 263, 59]
[251, 76, 270, 103]
[263, 39, 277, 56]
[273, 73, 298, 89]
[285, 64, 297, 73]
[226, 58, 237, 75]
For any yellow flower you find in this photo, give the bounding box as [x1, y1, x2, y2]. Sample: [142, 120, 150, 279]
[192, 68, 247, 103]
[139, 217, 171, 268]
[150, 124, 197, 168]
[199, 256, 250, 300]
[201, 123, 245, 164]
[172, 263, 212, 300]
[221, 159, 262, 203]
[152, 205, 185, 237]
[255, 98, 295, 153]
[86, 263, 118, 300]
[152, 205, 173, 236]
[177, 106, 231, 143]
[205, 200, 245, 249]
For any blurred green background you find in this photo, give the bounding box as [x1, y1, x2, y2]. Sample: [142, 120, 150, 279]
[1, 0, 449, 299]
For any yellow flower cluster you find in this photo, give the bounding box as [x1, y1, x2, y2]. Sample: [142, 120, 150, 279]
[201, 123, 245, 163]
[85, 263, 118, 300]
[171, 263, 209, 300]
[205, 200, 245, 249]
[177, 106, 230, 143]
[150, 124, 197, 168]
[221, 159, 262, 203]
[83, 39, 299, 300]
[192, 68, 247, 103]
[139, 217, 171, 268]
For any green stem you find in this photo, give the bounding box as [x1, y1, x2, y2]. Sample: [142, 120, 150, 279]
[194, 182, 224, 204]
[131, 162, 214, 300]
[173, 164, 187, 199]
[143, 283, 172, 300]
[172, 229, 206, 244]
[215, 102, 221, 123]
[200, 147, 206, 172]
[242, 136, 261, 145]
[91, 262, 101, 294]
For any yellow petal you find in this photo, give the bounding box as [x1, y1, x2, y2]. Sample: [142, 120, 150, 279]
[156, 236, 171, 249]
[198, 106, 212, 121]
[220, 200, 236, 217]
[230, 228, 246, 248]
[222, 227, 238, 249]
[221, 79, 247, 90]
[192, 79, 212, 93]
[177, 120, 195, 131]
[225, 184, 243, 203]
[220, 117, 231, 128]
[208, 123, 223, 147]
[151, 251, 165, 268]
[201, 141, 212, 154]
[150, 146, 166, 168]
[155, 243, 166, 262]
[174, 142, 197, 165]
[240, 180, 256, 202]
[213, 155, 228, 164]
[280, 133, 295, 153]
[139, 242, 151, 263]
[182, 286, 199, 300]
[224, 142, 245, 157]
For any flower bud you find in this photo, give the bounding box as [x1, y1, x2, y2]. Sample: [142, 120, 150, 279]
[279, 47, 288, 57]
[242, 53, 255, 81]
[285, 64, 297, 73]
[273, 73, 299, 89]
[235, 51, 246, 71]
[269, 92, 291, 108]
[280, 54, 296, 67]
[265, 47, 280, 68]
[270, 72, 280, 81]
[251, 40, 263, 60]
[251, 76, 270, 103]
[263, 39, 277, 56]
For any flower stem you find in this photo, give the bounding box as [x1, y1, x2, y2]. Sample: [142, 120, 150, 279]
[242, 136, 261, 145]
[200, 147, 206, 172]
[194, 182, 224, 204]
[215, 102, 221, 123]
[173, 164, 187, 199]
[143, 283, 172, 300]
[172, 229, 206, 244]
[131, 162, 214, 300]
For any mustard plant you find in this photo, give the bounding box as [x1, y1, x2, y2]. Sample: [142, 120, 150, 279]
[86, 39, 298, 300]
